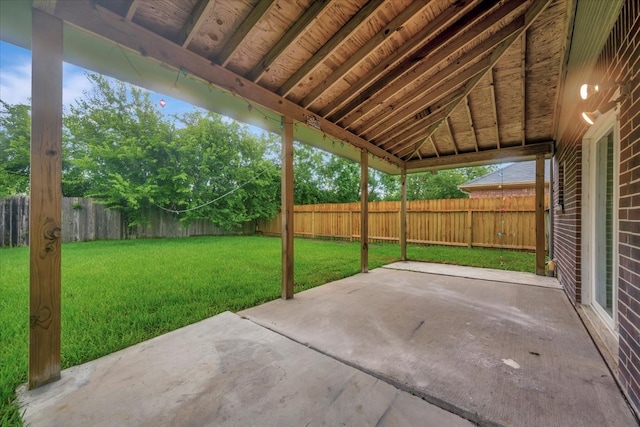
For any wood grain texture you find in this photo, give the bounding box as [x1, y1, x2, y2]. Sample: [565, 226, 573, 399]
[535, 154, 545, 275]
[400, 170, 407, 260]
[360, 150, 369, 273]
[281, 117, 294, 299]
[29, 8, 63, 389]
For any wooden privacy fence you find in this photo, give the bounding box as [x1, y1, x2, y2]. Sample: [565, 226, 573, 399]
[0, 196, 251, 247]
[257, 195, 549, 251]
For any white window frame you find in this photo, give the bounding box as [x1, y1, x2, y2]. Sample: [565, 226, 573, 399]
[581, 107, 619, 334]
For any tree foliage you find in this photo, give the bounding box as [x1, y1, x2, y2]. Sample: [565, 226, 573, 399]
[0, 72, 497, 233]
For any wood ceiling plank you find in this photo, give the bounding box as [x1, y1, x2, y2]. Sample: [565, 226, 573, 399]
[320, 0, 480, 119]
[51, 0, 404, 167]
[278, 0, 386, 98]
[177, 0, 216, 48]
[374, 87, 465, 146]
[403, 0, 552, 161]
[488, 68, 501, 149]
[392, 121, 441, 157]
[301, 0, 432, 108]
[358, 51, 492, 141]
[335, 0, 527, 128]
[248, 0, 332, 83]
[405, 141, 553, 170]
[216, 0, 276, 67]
[125, 0, 141, 22]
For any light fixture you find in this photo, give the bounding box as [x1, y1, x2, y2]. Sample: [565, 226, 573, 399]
[159, 99, 167, 108]
[581, 100, 617, 125]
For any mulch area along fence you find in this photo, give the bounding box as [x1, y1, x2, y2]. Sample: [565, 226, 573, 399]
[257, 195, 549, 251]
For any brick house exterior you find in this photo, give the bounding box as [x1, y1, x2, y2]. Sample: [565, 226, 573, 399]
[459, 160, 550, 199]
[554, 0, 640, 413]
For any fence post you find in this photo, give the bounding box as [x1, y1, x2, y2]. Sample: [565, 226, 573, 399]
[311, 211, 315, 238]
[349, 211, 353, 242]
[466, 206, 473, 248]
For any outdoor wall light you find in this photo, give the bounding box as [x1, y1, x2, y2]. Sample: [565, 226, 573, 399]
[581, 100, 617, 125]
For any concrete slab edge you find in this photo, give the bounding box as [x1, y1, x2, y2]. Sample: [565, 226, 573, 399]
[381, 264, 562, 290]
[241, 315, 501, 427]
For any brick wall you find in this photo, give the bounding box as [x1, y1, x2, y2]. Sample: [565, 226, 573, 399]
[554, 0, 640, 412]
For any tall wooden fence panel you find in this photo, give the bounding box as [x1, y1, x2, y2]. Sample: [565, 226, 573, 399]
[0, 196, 252, 247]
[257, 195, 549, 251]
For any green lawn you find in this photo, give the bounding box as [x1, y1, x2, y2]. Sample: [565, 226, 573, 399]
[0, 235, 535, 425]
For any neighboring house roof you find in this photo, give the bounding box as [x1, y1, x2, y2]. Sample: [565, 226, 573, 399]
[460, 160, 550, 190]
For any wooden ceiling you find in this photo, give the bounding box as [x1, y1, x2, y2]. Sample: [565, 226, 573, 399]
[29, 0, 570, 172]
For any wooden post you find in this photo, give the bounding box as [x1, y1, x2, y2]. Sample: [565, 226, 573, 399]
[360, 150, 369, 273]
[281, 117, 294, 299]
[29, 8, 63, 389]
[349, 211, 353, 242]
[400, 169, 407, 260]
[466, 207, 473, 248]
[311, 211, 315, 238]
[535, 154, 545, 276]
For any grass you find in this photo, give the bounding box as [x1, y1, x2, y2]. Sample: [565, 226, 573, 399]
[0, 235, 535, 425]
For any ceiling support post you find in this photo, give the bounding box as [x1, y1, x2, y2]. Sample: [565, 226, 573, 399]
[281, 117, 294, 299]
[361, 150, 369, 273]
[400, 169, 407, 261]
[535, 154, 546, 276]
[29, 8, 63, 389]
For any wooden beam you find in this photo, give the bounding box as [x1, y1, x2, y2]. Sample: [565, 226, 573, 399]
[177, 0, 216, 48]
[124, 0, 141, 22]
[488, 68, 500, 149]
[403, 0, 552, 161]
[322, 0, 481, 120]
[29, 8, 63, 389]
[520, 31, 527, 145]
[535, 154, 545, 276]
[444, 117, 459, 155]
[465, 96, 480, 152]
[358, 55, 490, 140]
[400, 169, 407, 261]
[429, 136, 440, 157]
[392, 120, 443, 158]
[331, 0, 526, 125]
[301, 0, 431, 108]
[405, 142, 553, 171]
[278, 0, 386, 97]
[281, 117, 294, 299]
[216, 0, 275, 67]
[361, 150, 369, 273]
[50, 0, 404, 167]
[248, 0, 331, 83]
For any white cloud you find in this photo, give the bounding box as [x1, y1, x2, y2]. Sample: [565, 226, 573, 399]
[0, 56, 94, 107]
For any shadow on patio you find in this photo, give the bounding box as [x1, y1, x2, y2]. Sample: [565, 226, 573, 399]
[19, 263, 638, 426]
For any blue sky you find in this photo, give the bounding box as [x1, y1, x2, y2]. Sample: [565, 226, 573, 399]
[0, 41, 198, 118]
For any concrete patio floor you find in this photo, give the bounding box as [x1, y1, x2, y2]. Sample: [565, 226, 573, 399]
[18, 263, 638, 426]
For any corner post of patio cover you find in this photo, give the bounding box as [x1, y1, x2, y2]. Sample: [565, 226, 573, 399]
[535, 154, 545, 276]
[29, 7, 63, 389]
[400, 168, 407, 261]
[281, 116, 294, 299]
[360, 150, 369, 273]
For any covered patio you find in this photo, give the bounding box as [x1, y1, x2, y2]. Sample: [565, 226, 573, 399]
[18, 265, 636, 426]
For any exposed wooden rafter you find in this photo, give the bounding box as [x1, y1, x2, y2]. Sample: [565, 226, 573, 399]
[488, 68, 501, 149]
[444, 117, 459, 155]
[248, 0, 331, 83]
[321, 0, 481, 120]
[331, 0, 527, 126]
[124, 0, 141, 22]
[48, 0, 404, 167]
[403, 0, 552, 161]
[465, 96, 480, 152]
[301, 0, 431, 108]
[215, 0, 276, 67]
[177, 0, 216, 48]
[278, 0, 386, 98]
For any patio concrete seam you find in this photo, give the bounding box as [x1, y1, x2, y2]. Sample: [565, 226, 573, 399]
[240, 316, 502, 427]
[380, 265, 562, 290]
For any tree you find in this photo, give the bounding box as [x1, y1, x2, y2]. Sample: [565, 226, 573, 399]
[0, 101, 31, 196]
[406, 166, 496, 200]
